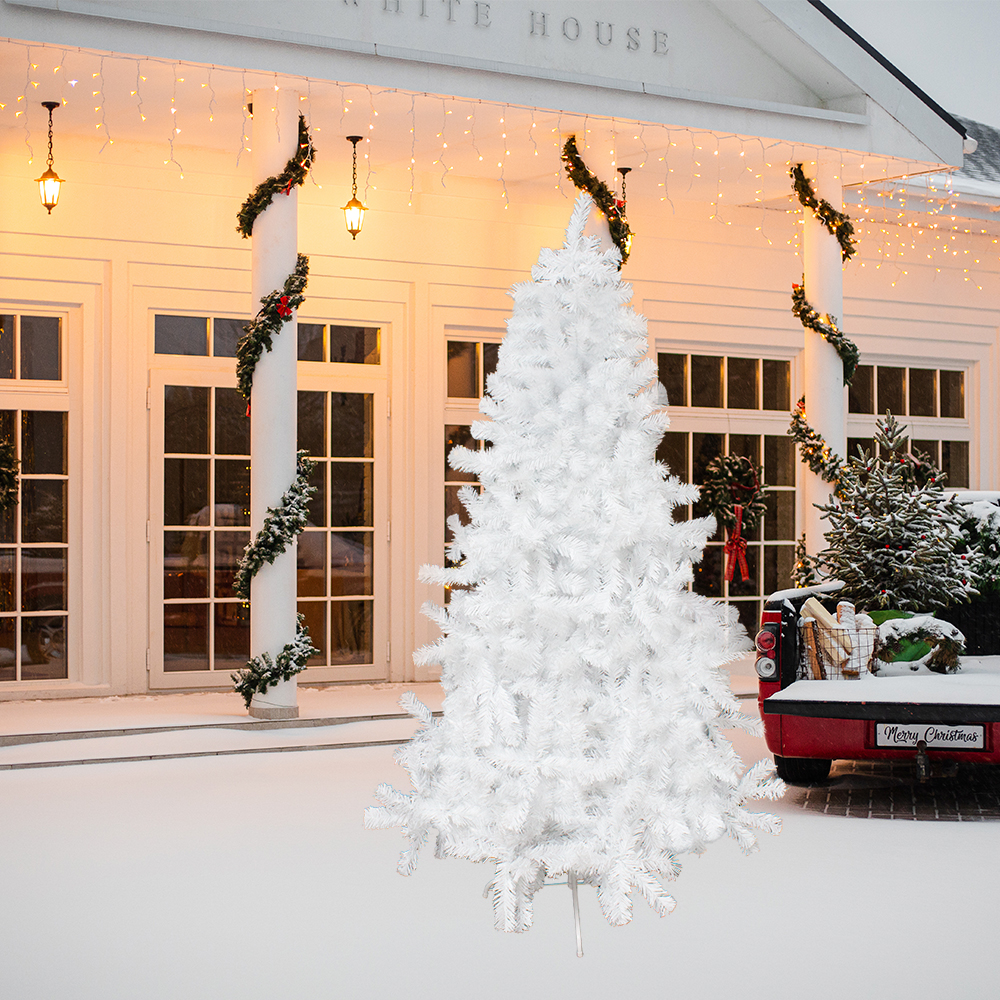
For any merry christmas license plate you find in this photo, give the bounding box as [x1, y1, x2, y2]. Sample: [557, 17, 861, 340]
[875, 722, 985, 751]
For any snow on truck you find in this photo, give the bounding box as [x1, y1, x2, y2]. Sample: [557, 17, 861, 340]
[754, 493, 1000, 784]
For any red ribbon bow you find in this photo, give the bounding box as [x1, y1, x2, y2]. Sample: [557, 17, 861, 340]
[283, 177, 294, 195]
[724, 503, 750, 583]
[276, 295, 292, 318]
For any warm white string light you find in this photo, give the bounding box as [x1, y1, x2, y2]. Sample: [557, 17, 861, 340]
[20, 46, 34, 161]
[0, 37, 996, 285]
[165, 62, 183, 177]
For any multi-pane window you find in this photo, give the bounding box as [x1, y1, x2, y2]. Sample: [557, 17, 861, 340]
[658, 352, 798, 630]
[444, 339, 500, 600]
[0, 408, 69, 681]
[0, 311, 68, 683]
[155, 310, 384, 680]
[848, 364, 969, 487]
[447, 340, 499, 399]
[849, 364, 964, 419]
[155, 315, 380, 365]
[160, 386, 378, 674]
[656, 427, 796, 636]
[297, 390, 375, 666]
[0, 314, 63, 381]
[657, 353, 791, 411]
[162, 386, 250, 673]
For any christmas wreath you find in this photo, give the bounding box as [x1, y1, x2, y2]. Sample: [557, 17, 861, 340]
[700, 455, 768, 582]
[790, 163, 856, 262]
[788, 396, 845, 486]
[236, 114, 316, 239]
[0, 439, 18, 512]
[791, 281, 859, 386]
[236, 253, 310, 401]
[561, 135, 632, 267]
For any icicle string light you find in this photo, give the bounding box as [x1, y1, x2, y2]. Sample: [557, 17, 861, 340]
[166, 62, 183, 177]
[21, 46, 34, 161]
[0, 37, 997, 284]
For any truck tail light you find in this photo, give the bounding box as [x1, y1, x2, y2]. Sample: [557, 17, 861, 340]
[755, 628, 777, 654]
[755, 656, 777, 679]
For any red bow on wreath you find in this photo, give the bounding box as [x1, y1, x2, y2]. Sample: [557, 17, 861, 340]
[276, 295, 292, 318]
[724, 503, 750, 583]
[283, 177, 294, 196]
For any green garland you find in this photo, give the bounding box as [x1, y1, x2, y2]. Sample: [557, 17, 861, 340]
[700, 455, 768, 535]
[791, 281, 859, 386]
[0, 439, 18, 512]
[234, 451, 316, 600]
[788, 396, 845, 486]
[232, 118, 319, 708]
[236, 114, 316, 239]
[561, 135, 632, 267]
[790, 163, 856, 262]
[236, 253, 310, 401]
[232, 614, 318, 709]
[791, 534, 820, 589]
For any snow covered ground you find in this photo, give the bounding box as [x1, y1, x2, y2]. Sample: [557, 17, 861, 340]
[2, 680, 999, 999]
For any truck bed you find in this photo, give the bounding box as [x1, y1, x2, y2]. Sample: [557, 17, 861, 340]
[763, 656, 1000, 723]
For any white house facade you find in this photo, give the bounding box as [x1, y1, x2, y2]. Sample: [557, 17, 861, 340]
[0, 0, 997, 704]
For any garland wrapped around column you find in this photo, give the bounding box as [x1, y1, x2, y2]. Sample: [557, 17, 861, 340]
[791, 281, 859, 386]
[233, 451, 316, 600]
[787, 162, 856, 574]
[0, 439, 18, 511]
[561, 135, 632, 267]
[236, 253, 309, 401]
[236, 114, 316, 239]
[233, 617, 318, 710]
[231, 111, 319, 709]
[788, 396, 844, 486]
[790, 163, 856, 262]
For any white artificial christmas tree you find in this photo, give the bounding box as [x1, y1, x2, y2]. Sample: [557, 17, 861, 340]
[366, 194, 783, 932]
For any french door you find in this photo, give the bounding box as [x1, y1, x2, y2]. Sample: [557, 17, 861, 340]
[148, 369, 388, 688]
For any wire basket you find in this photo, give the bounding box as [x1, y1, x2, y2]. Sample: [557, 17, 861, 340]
[799, 619, 878, 680]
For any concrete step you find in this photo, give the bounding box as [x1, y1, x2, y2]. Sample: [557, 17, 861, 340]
[0, 715, 426, 770]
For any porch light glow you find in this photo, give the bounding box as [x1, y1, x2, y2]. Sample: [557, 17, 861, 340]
[35, 101, 64, 213]
[343, 135, 367, 239]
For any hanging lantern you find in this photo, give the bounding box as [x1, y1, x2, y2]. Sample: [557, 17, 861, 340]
[36, 101, 65, 214]
[342, 135, 367, 239]
[617, 166, 632, 255]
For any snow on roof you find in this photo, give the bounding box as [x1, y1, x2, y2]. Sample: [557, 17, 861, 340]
[954, 115, 1000, 183]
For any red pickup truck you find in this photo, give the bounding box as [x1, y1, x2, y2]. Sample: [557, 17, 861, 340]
[754, 581, 1000, 783]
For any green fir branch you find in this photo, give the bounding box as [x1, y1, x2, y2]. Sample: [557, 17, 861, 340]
[236, 254, 310, 401]
[232, 614, 319, 708]
[788, 396, 845, 486]
[791, 281, 859, 386]
[790, 163, 856, 261]
[234, 451, 316, 600]
[236, 114, 316, 238]
[792, 534, 820, 589]
[0, 438, 18, 512]
[561, 135, 632, 268]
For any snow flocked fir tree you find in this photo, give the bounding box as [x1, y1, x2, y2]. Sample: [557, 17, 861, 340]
[817, 411, 981, 612]
[366, 194, 783, 933]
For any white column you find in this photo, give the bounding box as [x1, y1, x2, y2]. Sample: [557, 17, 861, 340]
[801, 157, 847, 559]
[249, 87, 300, 720]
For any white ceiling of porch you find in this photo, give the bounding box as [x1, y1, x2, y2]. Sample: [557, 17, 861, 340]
[1, 36, 943, 214]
